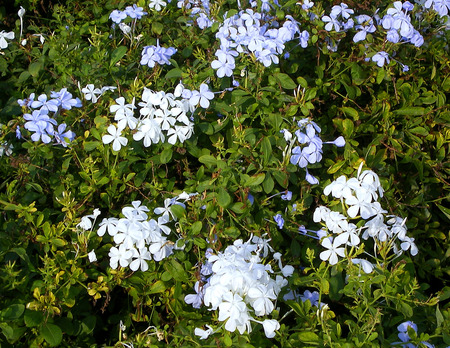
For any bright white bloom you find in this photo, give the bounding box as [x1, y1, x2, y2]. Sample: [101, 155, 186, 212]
[148, 0, 167, 11]
[88, 250, 97, 263]
[194, 325, 213, 340]
[129, 247, 152, 271]
[109, 244, 133, 269]
[82, 84, 102, 103]
[320, 237, 346, 265]
[102, 124, 128, 151]
[0, 31, 15, 49]
[351, 258, 374, 273]
[261, 319, 280, 338]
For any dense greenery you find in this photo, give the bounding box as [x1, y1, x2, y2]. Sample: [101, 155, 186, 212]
[0, 0, 449, 346]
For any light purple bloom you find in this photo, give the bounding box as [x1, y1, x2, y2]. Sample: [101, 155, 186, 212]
[372, 51, 390, 67]
[274, 214, 284, 229]
[110, 10, 127, 23]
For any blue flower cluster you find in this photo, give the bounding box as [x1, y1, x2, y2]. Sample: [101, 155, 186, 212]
[140, 39, 177, 68]
[109, 4, 147, 24]
[18, 89, 80, 146]
[320, 1, 431, 67]
[284, 118, 345, 185]
[211, 9, 309, 77]
[177, 0, 214, 29]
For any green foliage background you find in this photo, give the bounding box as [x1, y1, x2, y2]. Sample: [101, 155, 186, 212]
[0, 0, 449, 346]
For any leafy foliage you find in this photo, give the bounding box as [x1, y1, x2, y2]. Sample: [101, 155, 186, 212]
[0, 0, 449, 346]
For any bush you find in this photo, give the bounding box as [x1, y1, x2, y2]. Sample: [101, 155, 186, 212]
[0, 0, 449, 346]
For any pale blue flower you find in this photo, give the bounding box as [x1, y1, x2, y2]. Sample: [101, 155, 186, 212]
[110, 10, 127, 23]
[273, 214, 284, 229]
[372, 51, 390, 67]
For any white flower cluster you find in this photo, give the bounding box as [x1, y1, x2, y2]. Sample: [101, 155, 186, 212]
[313, 163, 418, 270]
[103, 82, 201, 151]
[80, 193, 196, 271]
[185, 236, 294, 339]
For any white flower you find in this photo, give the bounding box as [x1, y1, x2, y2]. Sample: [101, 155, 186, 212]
[88, 250, 97, 262]
[0, 31, 15, 49]
[129, 247, 152, 271]
[108, 244, 133, 269]
[261, 319, 280, 338]
[148, 0, 167, 11]
[194, 325, 213, 339]
[97, 217, 119, 236]
[102, 124, 128, 151]
[82, 84, 102, 103]
[351, 258, 374, 273]
[319, 237, 346, 265]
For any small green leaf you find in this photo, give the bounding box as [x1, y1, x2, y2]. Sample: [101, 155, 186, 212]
[160, 148, 173, 164]
[40, 323, 63, 347]
[170, 204, 185, 219]
[191, 221, 202, 234]
[198, 155, 217, 168]
[297, 331, 319, 343]
[273, 72, 297, 89]
[149, 280, 166, 294]
[110, 46, 127, 67]
[84, 141, 101, 152]
[217, 187, 232, 208]
[29, 62, 43, 77]
[24, 310, 43, 327]
[244, 173, 265, 187]
[394, 107, 425, 116]
[341, 107, 359, 121]
[165, 68, 183, 79]
[1, 304, 25, 321]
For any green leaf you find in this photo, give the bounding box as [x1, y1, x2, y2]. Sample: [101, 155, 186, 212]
[263, 173, 274, 194]
[244, 173, 265, 187]
[1, 304, 25, 321]
[160, 148, 173, 164]
[342, 119, 354, 138]
[296, 331, 319, 343]
[376, 68, 385, 84]
[165, 68, 183, 79]
[327, 160, 345, 174]
[191, 221, 202, 234]
[149, 280, 166, 294]
[341, 107, 359, 121]
[110, 46, 128, 67]
[273, 72, 297, 89]
[164, 259, 188, 282]
[198, 155, 217, 168]
[40, 323, 63, 347]
[261, 137, 272, 165]
[170, 204, 185, 219]
[29, 61, 43, 77]
[437, 204, 450, 221]
[394, 107, 425, 116]
[217, 187, 232, 208]
[84, 141, 101, 152]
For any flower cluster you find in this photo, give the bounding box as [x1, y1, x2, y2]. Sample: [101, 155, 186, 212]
[320, 1, 428, 67]
[284, 118, 345, 185]
[394, 321, 434, 347]
[177, 0, 214, 29]
[185, 235, 293, 339]
[80, 193, 196, 271]
[211, 9, 309, 76]
[103, 82, 205, 151]
[17, 89, 81, 146]
[140, 40, 177, 68]
[81, 84, 117, 104]
[313, 163, 418, 269]
[109, 4, 147, 24]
